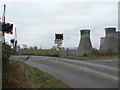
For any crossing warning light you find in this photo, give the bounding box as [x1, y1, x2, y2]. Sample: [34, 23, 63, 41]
[55, 34, 63, 40]
[2, 22, 13, 34]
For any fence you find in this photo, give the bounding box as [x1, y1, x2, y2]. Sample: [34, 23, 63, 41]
[59, 47, 79, 56]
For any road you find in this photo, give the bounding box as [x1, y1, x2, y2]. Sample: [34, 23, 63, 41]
[10, 55, 119, 88]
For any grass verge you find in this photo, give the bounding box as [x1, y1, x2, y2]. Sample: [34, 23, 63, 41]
[3, 60, 70, 88]
[28, 65, 69, 88]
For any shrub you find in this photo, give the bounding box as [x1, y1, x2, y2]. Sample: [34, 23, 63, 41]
[87, 48, 118, 57]
[2, 43, 11, 70]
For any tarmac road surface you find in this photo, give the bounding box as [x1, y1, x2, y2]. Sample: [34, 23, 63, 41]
[10, 55, 119, 88]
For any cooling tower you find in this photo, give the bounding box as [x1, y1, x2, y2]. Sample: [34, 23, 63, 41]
[100, 27, 118, 51]
[77, 29, 92, 55]
[116, 31, 120, 51]
[99, 37, 105, 49]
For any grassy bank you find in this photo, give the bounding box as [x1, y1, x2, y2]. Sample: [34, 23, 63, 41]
[2, 60, 70, 88]
[2, 60, 33, 88]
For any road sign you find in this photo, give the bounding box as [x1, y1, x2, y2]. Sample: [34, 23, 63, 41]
[55, 34, 63, 40]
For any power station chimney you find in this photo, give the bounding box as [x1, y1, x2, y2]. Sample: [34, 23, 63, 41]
[77, 29, 92, 55]
[100, 27, 118, 51]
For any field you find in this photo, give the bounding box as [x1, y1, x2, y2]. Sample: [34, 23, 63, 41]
[18, 49, 59, 56]
[18, 49, 119, 60]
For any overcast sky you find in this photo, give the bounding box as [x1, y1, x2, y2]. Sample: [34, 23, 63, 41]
[0, 0, 118, 49]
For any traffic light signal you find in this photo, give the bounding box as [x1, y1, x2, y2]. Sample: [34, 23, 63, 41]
[2, 22, 13, 34]
[55, 34, 63, 40]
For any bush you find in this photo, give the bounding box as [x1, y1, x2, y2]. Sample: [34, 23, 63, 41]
[86, 48, 99, 57]
[2, 43, 11, 70]
[87, 48, 118, 57]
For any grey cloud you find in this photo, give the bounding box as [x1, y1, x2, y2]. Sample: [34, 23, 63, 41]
[2, 2, 118, 49]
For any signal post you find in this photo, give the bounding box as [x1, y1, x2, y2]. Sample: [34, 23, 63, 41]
[54, 33, 63, 50]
